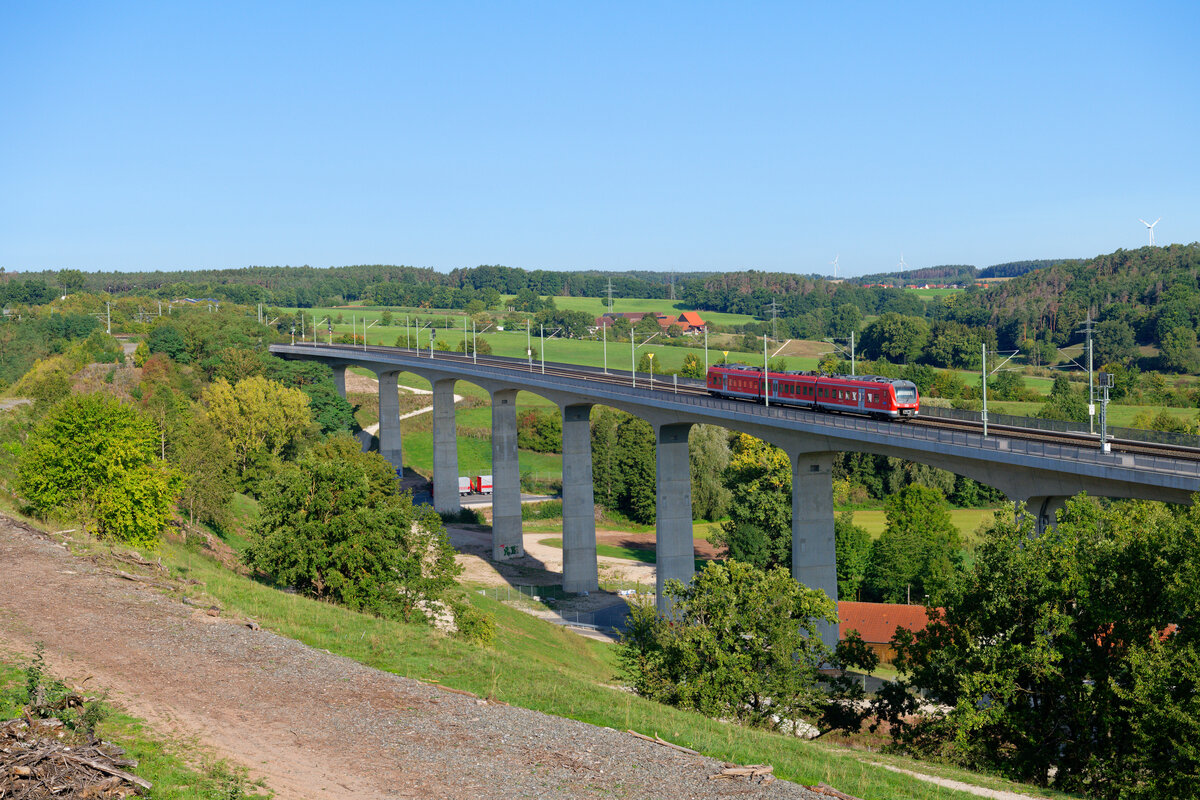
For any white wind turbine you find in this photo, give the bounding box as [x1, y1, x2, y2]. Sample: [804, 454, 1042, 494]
[831, 254, 840, 279]
[1139, 217, 1161, 246]
[897, 252, 909, 271]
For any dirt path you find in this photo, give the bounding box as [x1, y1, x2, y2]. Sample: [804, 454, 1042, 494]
[348, 372, 465, 436]
[0, 515, 823, 800]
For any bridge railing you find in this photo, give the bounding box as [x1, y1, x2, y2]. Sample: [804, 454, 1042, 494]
[276, 345, 1200, 480]
[920, 404, 1200, 450]
[456, 359, 1200, 480]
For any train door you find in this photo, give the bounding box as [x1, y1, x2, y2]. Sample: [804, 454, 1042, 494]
[857, 388, 865, 411]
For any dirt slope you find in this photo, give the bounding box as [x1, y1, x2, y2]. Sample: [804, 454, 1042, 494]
[0, 515, 822, 800]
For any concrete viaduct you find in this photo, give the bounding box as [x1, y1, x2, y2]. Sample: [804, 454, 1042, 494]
[271, 343, 1200, 647]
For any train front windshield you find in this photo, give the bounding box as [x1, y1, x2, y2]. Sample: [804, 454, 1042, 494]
[894, 385, 917, 403]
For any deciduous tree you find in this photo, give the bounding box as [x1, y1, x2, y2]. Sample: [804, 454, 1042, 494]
[712, 434, 792, 569]
[202, 376, 312, 475]
[244, 439, 461, 620]
[19, 393, 182, 546]
[879, 497, 1200, 799]
[618, 560, 836, 730]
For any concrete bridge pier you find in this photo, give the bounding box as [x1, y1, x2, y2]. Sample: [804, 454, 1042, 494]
[1023, 495, 1069, 534]
[432, 379, 460, 515]
[377, 371, 403, 471]
[331, 364, 346, 398]
[561, 404, 598, 593]
[790, 451, 839, 652]
[491, 389, 524, 560]
[654, 422, 695, 611]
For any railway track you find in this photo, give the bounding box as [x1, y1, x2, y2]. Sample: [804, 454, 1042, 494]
[301, 342, 1200, 462]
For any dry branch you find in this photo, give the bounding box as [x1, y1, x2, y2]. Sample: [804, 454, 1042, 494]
[806, 783, 865, 800]
[625, 730, 700, 756]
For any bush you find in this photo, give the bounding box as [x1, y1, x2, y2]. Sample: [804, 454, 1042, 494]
[618, 561, 836, 730]
[19, 393, 182, 546]
[451, 600, 496, 646]
[244, 447, 462, 620]
[439, 507, 485, 525]
[521, 500, 563, 520]
[516, 409, 562, 453]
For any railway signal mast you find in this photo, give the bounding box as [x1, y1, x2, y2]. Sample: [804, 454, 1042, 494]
[1098, 371, 1113, 452]
[1075, 314, 1097, 434]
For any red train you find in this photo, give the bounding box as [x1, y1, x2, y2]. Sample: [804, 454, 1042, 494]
[706, 364, 920, 420]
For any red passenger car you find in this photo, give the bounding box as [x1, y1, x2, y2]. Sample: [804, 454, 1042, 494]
[705, 365, 919, 419]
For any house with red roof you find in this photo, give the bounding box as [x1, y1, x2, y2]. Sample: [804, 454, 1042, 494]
[838, 601, 934, 662]
[592, 311, 707, 335]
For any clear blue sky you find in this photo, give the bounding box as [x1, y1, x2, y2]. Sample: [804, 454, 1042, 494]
[2, 1, 1197, 277]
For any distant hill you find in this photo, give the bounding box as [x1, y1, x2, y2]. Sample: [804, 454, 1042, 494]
[849, 265, 977, 286]
[939, 244, 1200, 360]
[978, 259, 1081, 279]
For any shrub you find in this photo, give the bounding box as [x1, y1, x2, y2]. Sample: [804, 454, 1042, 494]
[19, 393, 182, 546]
[440, 507, 485, 525]
[451, 600, 496, 646]
[521, 500, 563, 520]
[244, 448, 462, 620]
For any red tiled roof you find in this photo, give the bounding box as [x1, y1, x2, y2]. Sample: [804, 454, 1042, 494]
[838, 601, 933, 644]
[679, 311, 705, 326]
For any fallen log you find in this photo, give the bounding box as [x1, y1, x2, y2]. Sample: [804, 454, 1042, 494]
[625, 729, 700, 756]
[806, 782, 865, 800]
[59, 752, 153, 790]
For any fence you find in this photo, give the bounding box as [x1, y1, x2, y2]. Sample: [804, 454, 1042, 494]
[476, 583, 643, 634]
[920, 404, 1200, 449]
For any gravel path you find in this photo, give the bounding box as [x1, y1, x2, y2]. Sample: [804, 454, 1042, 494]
[0, 515, 826, 800]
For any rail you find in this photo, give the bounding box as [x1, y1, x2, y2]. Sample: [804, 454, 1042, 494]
[920, 404, 1200, 449]
[273, 344, 1200, 481]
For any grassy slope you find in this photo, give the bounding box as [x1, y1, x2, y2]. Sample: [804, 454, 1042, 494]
[841, 507, 1003, 544]
[159, 530, 1071, 800]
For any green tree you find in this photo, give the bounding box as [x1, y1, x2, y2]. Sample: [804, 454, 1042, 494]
[712, 434, 791, 569]
[147, 323, 189, 362]
[202, 376, 312, 476]
[616, 415, 656, 523]
[834, 511, 872, 601]
[679, 352, 705, 379]
[590, 407, 623, 510]
[688, 424, 730, 521]
[879, 497, 1200, 798]
[1159, 325, 1200, 374]
[516, 409, 562, 453]
[244, 439, 461, 619]
[859, 313, 929, 364]
[380, 309, 393, 326]
[132, 341, 150, 368]
[455, 336, 493, 356]
[618, 560, 836, 730]
[863, 484, 961, 604]
[57, 268, 86, 293]
[1094, 318, 1137, 366]
[174, 414, 236, 528]
[19, 393, 182, 546]
[1037, 373, 1088, 423]
[264, 357, 356, 435]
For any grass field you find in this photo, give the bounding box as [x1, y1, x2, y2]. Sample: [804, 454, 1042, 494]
[905, 288, 964, 301]
[839, 507, 1003, 544]
[498, 295, 758, 327]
